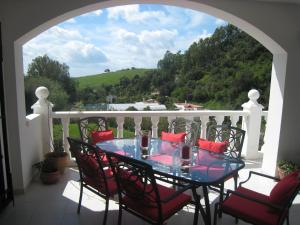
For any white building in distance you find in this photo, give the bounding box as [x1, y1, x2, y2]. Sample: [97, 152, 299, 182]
[108, 102, 167, 111]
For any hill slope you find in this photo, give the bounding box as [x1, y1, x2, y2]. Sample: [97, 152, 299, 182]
[74, 68, 152, 89]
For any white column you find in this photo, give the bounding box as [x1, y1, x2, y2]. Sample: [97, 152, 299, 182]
[242, 89, 264, 159]
[61, 117, 70, 157]
[200, 116, 209, 138]
[151, 116, 160, 138]
[134, 117, 142, 136]
[31, 86, 54, 156]
[116, 117, 124, 138]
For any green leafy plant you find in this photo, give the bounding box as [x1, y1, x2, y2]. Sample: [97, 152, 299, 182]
[277, 160, 298, 176]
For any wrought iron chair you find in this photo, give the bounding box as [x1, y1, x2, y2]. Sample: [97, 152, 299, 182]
[214, 170, 300, 225]
[78, 116, 109, 144]
[67, 137, 117, 225]
[168, 117, 201, 146]
[206, 125, 245, 160]
[203, 125, 245, 204]
[105, 150, 193, 225]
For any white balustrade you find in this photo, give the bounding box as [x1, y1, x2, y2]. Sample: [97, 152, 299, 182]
[32, 87, 267, 160]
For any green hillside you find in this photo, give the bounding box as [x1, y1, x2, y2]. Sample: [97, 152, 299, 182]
[74, 68, 152, 89]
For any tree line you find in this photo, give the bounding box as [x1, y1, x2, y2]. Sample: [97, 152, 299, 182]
[24, 24, 272, 113]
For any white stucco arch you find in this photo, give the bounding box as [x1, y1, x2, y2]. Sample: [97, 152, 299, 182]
[2, 0, 298, 191]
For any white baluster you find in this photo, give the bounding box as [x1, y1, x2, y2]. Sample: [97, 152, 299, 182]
[215, 116, 224, 125]
[151, 116, 159, 138]
[116, 117, 124, 138]
[230, 115, 239, 127]
[61, 117, 70, 158]
[200, 116, 209, 138]
[134, 117, 142, 136]
[168, 116, 176, 132]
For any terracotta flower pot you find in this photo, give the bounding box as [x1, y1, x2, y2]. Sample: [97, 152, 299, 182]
[40, 170, 61, 184]
[56, 153, 69, 174]
[45, 152, 70, 174]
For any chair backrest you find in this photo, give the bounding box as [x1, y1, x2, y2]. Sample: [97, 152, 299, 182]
[105, 151, 161, 209]
[207, 125, 245, 159]
[169, 118, 201, 146]
[67, 137, 109, 193]
[78, 117, 108, 143]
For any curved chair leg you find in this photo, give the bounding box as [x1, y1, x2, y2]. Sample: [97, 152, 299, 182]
[77, 182, 83, 214]
[233, 173, 238, 190]
[102, 197, 109, 225]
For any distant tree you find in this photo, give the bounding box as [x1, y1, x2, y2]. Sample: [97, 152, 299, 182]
[104, 68, 110, 72]
[26, 54, 77, 103]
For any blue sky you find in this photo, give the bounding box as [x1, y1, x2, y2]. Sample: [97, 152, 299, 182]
[23, 4, 227, 77]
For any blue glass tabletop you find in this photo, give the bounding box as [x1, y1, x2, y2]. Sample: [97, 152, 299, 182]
[97, 138, 245, 185]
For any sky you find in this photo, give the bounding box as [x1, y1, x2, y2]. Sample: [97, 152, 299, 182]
[23, 4, 227, 77]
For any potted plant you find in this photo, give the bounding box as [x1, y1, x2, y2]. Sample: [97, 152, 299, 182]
[39, 157, 61, 184]
[45, 139, 69, 174]
[277, 160, 298, 179]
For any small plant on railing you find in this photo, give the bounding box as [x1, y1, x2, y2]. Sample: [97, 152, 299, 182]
[277, 160, 298, 179]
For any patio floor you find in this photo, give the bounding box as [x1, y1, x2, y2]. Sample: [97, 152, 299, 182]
[1, 159, 299, 225]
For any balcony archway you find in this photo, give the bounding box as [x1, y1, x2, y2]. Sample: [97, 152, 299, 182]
[2, 0, 294, 191]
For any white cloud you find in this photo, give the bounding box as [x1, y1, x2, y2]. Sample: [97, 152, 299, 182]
[107, 5, 165, 23]
[94, 9, 103, 16]
[23, 5, 221, 76]
[23, 26, 107, 76]
[215, 18, 226, 26]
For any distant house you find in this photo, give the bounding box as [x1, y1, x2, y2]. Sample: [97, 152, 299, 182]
[108, 101, 167, 111]
[174, 101, 204, 111]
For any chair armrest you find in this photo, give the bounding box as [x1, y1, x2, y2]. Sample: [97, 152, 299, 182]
[160, 184, 193, 203]
[225, 189, 283, 211]
[239, 171, 280, 187]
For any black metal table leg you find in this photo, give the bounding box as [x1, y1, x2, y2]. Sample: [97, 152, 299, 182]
[192, 185, 211, 225]
[202, 186, 211, 225]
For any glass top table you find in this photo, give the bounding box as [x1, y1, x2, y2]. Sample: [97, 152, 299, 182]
[97, 138, 245, 185]
[97, 138, 245, 225]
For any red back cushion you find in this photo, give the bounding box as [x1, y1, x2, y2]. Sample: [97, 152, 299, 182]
[269, 169, 300, 205]
[161, 131, 186, 143]
[198, 138, 228, 153]
[78, 153, 99, 177]
[91, 130, 114, 145]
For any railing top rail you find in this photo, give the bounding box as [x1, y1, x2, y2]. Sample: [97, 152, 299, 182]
[51, 110, 249, 119]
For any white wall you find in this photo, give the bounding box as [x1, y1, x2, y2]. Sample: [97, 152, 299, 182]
[21, 114, 43, 191]
[0, 0, 300, 190]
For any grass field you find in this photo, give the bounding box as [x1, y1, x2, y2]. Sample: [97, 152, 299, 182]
[53, 123, 135, 143]
[74, 68, 152, 90]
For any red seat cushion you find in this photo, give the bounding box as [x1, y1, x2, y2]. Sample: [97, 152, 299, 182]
[198, 138, 228, 153]
[91, 130, 114, 145]
[222, 187, 283, 225]
[161, 131, 186, 143]
[83, 169, 117, 196]
[78, 153, 99, 177]
[269, 169, 300, 205]
[122, 184, 191, 221]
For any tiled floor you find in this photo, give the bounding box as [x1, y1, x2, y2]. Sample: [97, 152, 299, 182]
[0, 160, 299, 225]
